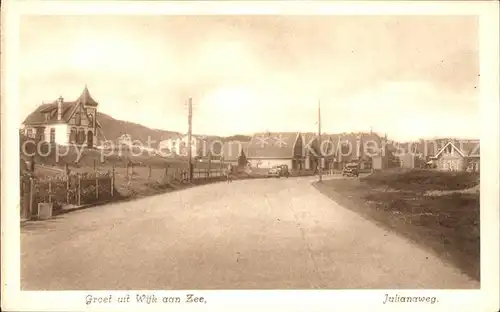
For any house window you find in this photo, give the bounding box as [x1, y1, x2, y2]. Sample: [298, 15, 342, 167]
[36, 128, 45, 141]
[26, 128, 33, 138]
[50, 128, 56, 143]
[75, 111, 81, 126]
[70, 127, 77, 143]
[77, 129, 85, 144]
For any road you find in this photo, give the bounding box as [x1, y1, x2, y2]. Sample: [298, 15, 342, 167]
[21, 176, 479, 290]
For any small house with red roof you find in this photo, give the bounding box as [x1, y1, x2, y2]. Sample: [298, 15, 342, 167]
[22, 86, 101, 148]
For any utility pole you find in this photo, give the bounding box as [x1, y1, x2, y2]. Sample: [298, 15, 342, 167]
[318, 99, 323, 182]
[187, 97, 193, 182]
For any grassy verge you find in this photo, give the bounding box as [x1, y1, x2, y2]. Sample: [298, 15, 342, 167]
[313, 168, 480, 281]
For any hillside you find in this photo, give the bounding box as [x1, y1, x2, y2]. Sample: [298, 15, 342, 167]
[96, 112, 181, 145]
[19, 134, 187, 170]
[96, 112, 252, 145]
[224, 134, 252, 142]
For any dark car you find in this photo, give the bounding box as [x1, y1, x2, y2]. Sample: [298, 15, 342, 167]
[342, 163, 359, 177]
[267, 164, 290, 178]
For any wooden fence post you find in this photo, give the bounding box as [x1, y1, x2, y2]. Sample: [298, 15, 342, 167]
[108, 170, 113, 198]
[111, 165, 115, 197]
[29, 178, 34, 219]
[77, 174, 81, 206]
[93, 159, 96, 172]
[208, 153, 212, 178]
[48, 180, 52, 203]
[148, 165, 152, 180]
[66, 175, 70, 204]
[96, 175, 99, 201]
[21, 177, 28, 219]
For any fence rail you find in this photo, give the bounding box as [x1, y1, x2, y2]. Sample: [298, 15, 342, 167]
[20, 162, 233, 220]
[20, 170, 114, 220]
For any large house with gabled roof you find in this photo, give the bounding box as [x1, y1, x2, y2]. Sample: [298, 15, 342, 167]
[22, 86, 101, 148]
[246, 132, 304, 170]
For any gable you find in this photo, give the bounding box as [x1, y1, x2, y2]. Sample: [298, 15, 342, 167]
[23, 102, 76, 125]
[246, 132, 300, 159]
[67, 103, 95, 127]
[23, 86, 100, 126]
[434, 141, 466, 159]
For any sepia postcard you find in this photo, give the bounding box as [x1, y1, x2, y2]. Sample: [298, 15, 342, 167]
[1, 1, 499, 311]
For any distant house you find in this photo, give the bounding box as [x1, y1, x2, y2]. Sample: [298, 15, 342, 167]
[371, 138, 393, 170]
[162, 134, 201, 157]
[221, 141, 249, 166]
[431, 140, 480, 172]
[398, 153, 418, 169]
[22, 86, 101, 148]
[393, 138, 480, 171]
[391, 140, 421, 169]
[197, 136, 224, 162]
[161, 134, 225, 160]
[332, 132, 384, 170]
[118, 133, 133, 146]
[246, 132, 304, 170]
[301, 133, 337, 170]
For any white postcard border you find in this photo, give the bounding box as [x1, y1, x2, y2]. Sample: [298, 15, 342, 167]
[1, 1, 499, 312]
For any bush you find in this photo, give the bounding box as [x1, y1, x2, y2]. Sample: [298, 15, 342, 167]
[361, 169, 479, 192]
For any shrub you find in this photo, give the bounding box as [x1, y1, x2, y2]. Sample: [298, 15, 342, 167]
[361, 169, 479, 192]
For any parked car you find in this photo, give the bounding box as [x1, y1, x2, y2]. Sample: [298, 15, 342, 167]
[342, 163, 359, 177]
[267, 164, 290, 178]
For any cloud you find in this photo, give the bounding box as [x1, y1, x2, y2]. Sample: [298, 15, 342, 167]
[19, 15, 480, 140]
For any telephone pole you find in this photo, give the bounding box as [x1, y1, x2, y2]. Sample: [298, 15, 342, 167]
[187, 97, 193, 182]
[318, 99, 323, 182]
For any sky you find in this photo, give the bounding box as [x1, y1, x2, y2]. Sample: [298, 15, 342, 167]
[19, 15, 480, 141]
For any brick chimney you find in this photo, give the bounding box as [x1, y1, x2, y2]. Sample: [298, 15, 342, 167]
[57, 96, 64, 120]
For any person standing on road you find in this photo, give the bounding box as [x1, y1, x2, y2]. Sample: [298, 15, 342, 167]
[226, 163, 233, 183]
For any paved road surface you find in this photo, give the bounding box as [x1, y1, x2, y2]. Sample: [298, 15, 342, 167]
[21, 176, 479, 290]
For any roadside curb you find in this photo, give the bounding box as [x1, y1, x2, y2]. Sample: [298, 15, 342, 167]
[20, 174, 314, 226]
[54, 200, 119, 215]
[20, 198, 124, 225]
